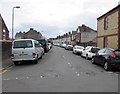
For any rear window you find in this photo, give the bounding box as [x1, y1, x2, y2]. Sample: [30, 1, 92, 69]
[13, 40, 33, 48]
[115, 50, 120, 56]
[91, 48, 100, 53]
[76, 46, 84, 49]
[38, 40, 46, 45]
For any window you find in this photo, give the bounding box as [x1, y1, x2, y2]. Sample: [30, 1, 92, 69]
[35, 41, 40, 47]
[91, 48, 100, 53]
[3, 29, 6, 40]
[115, 50, 120, 57]
[14, 40, 33, 48]
[105, 49, 113, 54]
[85, 47, 89, 50]
[103, 37, 108, 48]
[98, 49, 106, 54]
[104, 17, 108, 30]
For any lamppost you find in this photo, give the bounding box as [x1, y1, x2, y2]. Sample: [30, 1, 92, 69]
[12, 6, 20, 41]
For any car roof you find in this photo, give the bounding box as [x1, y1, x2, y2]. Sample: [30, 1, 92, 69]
[13, 39, 36, 42]
[100, 48, 115, 51]
[74, 45, 84, 47]
[86, 46, 99, 48]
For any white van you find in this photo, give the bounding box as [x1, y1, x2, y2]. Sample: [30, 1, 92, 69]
[11, 39, 43, 65]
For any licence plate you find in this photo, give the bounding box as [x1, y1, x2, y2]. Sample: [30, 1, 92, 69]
[19, 54, 28, 56]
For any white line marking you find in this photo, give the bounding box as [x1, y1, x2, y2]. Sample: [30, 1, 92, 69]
[16, 77, 18, 80]
[68, 63, 70, 65]
[3, 78, 9, 81]
[40, 76, 43, 78]
[26, 77, 29, 79]
[77, 74, 80, 76]
[75, 72, 78, 74]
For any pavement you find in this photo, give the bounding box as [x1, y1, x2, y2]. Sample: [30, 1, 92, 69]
[1, 57, 13, 71]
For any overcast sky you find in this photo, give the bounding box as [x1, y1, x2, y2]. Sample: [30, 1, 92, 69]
[1, 0, 120, 38]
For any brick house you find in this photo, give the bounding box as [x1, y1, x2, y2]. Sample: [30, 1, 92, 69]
[0, 14, 9, 40]
[97, 5, 120, 49]
[76, 24, 97, 47]
[15, 28, 43, 40]
[65, 32, 71, 44]
[52, 24, 96, 46]
[71, 31, 78, 45]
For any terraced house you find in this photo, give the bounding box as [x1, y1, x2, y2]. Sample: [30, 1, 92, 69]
[97, 5, 120, 49]
[0, 14, 9, 40]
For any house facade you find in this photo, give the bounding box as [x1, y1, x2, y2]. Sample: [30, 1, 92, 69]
[15, 28, 43, 40]
[52, 24, 96, 46]
[97, 5, 120, 49]
[0, 14, 9, 40]
[77, 24, 97, 47]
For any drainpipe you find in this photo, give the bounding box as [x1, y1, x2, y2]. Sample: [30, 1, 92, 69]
[118, 5, 120, 49]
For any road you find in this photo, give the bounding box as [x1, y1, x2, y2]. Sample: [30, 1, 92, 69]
[2, 46, 119, 92]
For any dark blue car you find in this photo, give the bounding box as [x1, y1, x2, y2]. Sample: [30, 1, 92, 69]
[92, 48, 120, 71]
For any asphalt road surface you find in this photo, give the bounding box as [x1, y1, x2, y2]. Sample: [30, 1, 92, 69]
[2, 46, 119, 92]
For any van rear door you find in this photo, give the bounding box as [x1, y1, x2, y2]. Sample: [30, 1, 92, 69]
[12, 40, 34, 61]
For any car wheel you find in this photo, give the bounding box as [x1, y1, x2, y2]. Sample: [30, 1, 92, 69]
[34, 60, 38, 64]
[80, 52, 82, 56]
[73, 51, 75, 54]
[34, 55, 38, 64]
[91, 57, 95, 64]
[104, 62, 110, 71]
[14, 61, 19, 66]
[81, 52, 83, 57]
[86, 54, 89, 60]
[40, 55, 42, 59]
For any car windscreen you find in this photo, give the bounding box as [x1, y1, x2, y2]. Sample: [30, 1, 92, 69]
[13, 40, 33, 48]
[76, 47, 84, 49]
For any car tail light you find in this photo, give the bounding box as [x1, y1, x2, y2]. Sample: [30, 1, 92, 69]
[109, 52, 116, 58]
[11, 54, 14, 59]
[32, 53, 36, 58]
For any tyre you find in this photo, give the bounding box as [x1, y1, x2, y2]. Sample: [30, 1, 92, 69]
[80, 52, 82, 56]
[73, 51, 75, 54]
[14, 61, 19, 66]
[104, 62, 110, 71]
[81, 52, 83, 57]
[91, 57, 95, 64]
[86, 54, 89, 60]
[40, 55, 42, 59]
[34, 60, 38, 64]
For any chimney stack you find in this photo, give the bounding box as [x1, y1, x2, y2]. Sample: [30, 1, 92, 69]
[118, 1, 120, 5]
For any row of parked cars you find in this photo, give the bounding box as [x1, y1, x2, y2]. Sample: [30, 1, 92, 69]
[11, 39, 52, 65]
[59, 44, 120, 71]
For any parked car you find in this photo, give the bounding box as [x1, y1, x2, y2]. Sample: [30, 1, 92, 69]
[47, 43, 52, 50]
[37, 39, 49, 53]
[73, 45, 84, 55]
[92, 48, 120, 71]
[65, 45, 73, 51]
[60, 43, 67, 48]
[11, 39, 43, 65]
[81, 46, 100, 59]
